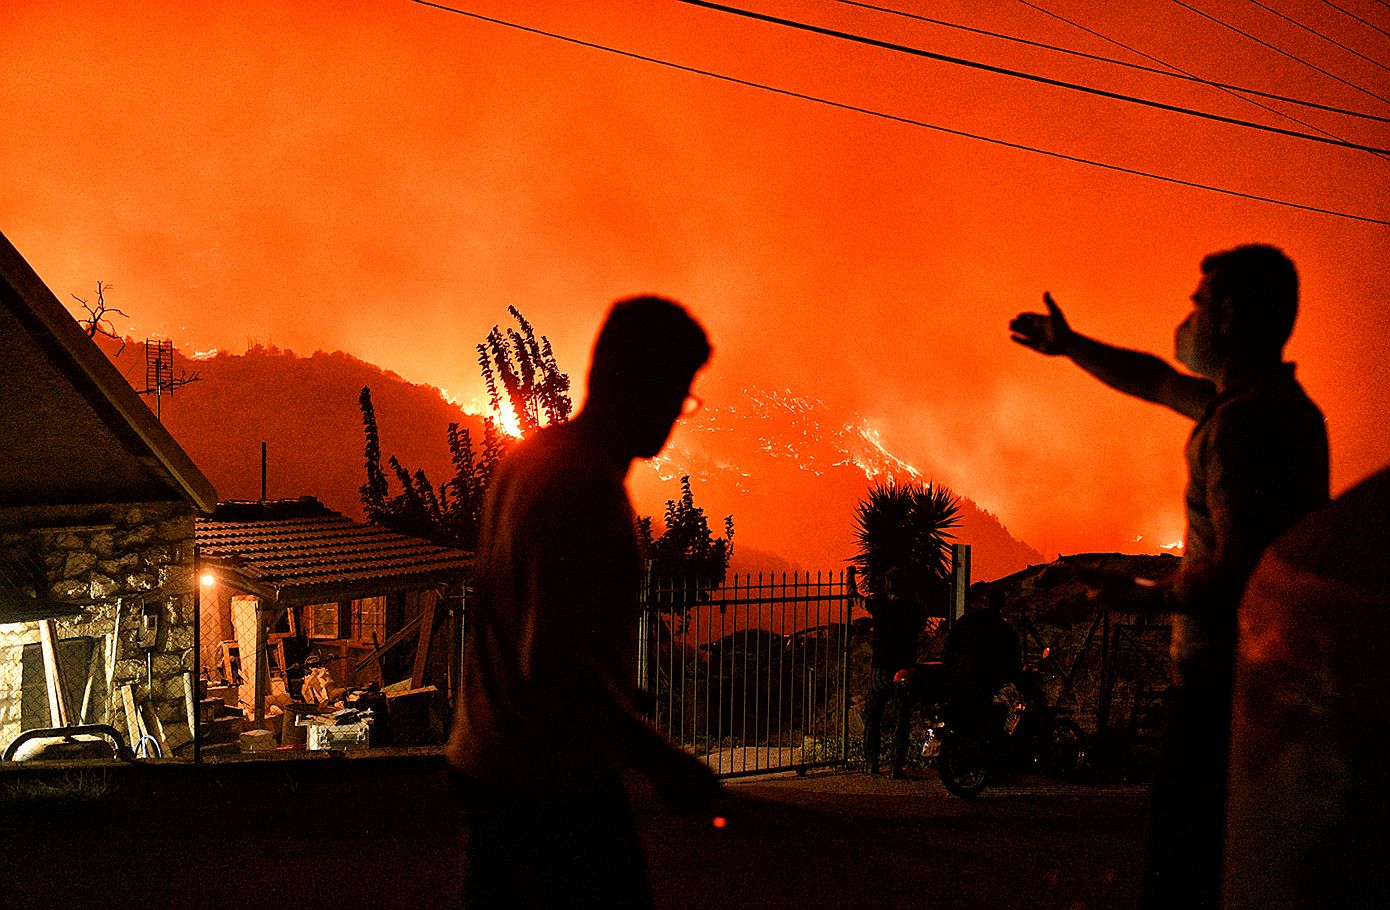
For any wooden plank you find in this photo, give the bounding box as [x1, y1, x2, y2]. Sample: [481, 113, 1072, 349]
[38, 620, 69, 727]
[410, 592, 439, 690]
[120, 684, 146, 748]
[352, 609, 425, 675]
[78, 636, 105, 724]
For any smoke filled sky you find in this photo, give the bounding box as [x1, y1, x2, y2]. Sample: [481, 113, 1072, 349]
[3, 0, 1388, 556]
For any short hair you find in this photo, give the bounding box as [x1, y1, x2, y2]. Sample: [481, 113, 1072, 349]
[1201, 245, 1298, 353]
[588, 295, 711, 399]
[986, 586, 1007, 611]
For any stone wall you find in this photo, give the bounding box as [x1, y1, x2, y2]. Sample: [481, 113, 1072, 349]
[0, 500, 196, 757]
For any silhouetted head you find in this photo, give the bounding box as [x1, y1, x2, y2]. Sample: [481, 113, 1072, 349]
[986, 586, 1006, 612]
[585, 295, 711, 459]
[883, 566, 909, 599]
[1176, 245, 1298, 378]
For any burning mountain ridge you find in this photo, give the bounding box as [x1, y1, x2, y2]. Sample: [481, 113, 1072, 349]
[632, 386, 1041, 580]
[96, 340, 1040, 581]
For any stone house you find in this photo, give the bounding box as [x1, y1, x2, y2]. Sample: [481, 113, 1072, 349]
[0, 230, 217, 758]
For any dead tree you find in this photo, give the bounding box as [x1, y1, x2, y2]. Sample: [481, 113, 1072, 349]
[72, 281, 126, 355]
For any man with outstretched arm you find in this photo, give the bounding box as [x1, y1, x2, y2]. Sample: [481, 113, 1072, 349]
[1009, 245, 1328, 909]
[447, 296, 723, 908]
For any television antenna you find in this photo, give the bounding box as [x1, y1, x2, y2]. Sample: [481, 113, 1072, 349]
[139, 338, 199, 420]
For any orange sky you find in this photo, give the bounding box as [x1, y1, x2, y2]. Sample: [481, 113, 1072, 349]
[3, 0, 1387, 556]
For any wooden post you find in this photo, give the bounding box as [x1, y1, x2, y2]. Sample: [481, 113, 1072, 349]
[254, 598, 268, 729]
[410, 591, 438, 690]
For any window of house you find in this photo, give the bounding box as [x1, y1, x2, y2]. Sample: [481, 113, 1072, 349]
[303, 603, 341, 639]
[352, 596, 385, 644]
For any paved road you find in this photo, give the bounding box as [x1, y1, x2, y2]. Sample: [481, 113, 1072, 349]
[2, 759, 1146, 909]
[646, 770, 1146, 910]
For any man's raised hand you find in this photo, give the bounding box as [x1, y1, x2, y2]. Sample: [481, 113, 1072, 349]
[1010, 292, 1073, 356]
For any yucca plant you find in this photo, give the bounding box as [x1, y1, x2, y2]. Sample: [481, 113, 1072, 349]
[851, 480, 961, 598]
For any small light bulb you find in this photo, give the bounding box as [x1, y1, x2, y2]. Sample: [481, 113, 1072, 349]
[200, 573, 216, 587]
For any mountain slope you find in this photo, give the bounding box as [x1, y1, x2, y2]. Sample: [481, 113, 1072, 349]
[100, 342, 1040, 580]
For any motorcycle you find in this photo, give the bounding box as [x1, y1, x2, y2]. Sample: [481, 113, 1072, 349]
[894, 652, 1087, 799]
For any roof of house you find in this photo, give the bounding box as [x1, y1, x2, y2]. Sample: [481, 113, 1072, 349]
[0, 230, 217, 512]
[990, 552, 1183, 626]
[195, 497, 470, 605]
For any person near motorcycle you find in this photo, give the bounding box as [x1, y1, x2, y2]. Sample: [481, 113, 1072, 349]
[848, 564, 924, 779]
[942, 586, 1023, 742]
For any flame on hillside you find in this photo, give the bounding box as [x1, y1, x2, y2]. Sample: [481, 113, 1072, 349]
[647, 387, 931, 495]
[440, 389, 524, 439]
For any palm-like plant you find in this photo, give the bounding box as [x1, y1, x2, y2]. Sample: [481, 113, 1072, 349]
[851, 480, 961, 598]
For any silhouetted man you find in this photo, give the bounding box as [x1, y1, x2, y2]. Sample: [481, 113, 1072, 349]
[942, 586, 1022, 740]
[1010, 245, 1329, 909]
[847, 565, 923, 778]
[447, 296, 722, 908]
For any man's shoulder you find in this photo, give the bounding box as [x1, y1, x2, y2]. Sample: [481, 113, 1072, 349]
[502, 424, 614, 484]
[1213, 371, 1324, 438]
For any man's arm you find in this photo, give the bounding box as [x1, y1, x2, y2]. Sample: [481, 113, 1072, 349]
[1010, 293, 1214, 420]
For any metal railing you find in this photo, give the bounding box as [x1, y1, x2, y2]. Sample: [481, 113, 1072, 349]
[642, 571, 853, 778]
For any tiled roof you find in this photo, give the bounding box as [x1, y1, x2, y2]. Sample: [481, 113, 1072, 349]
[196, 498, 469, 604]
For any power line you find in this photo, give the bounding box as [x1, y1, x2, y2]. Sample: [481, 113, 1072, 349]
[1164, 0, 1390, 108]
[1009, 0, 1388, 161]
[1245, 0, 1390, 74]
[1316, 0, 1390, 41]
[675, 0, 1390, 154]
[407, 1, 1389, 226]
[830, 0, 1390, 123]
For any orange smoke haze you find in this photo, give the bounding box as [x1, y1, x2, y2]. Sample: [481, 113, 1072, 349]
[3, 1, 1387, 557]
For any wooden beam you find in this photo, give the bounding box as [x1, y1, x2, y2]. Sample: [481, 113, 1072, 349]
[410, 592, 439, 690]
[38, 620, 69, 727]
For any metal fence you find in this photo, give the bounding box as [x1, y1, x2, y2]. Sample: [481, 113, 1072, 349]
[642, 572, 853, 778]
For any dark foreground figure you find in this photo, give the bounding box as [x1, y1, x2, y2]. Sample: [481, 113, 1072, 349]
[1011, 245, 1329, 909]
[1224, 466, 1390, 909]
[445, 296, 722, 908]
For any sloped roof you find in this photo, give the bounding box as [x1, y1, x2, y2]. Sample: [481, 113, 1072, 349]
[0, 230, 216, 511]
[196, 498, 470, 605]
[990, 552, 1182, 626]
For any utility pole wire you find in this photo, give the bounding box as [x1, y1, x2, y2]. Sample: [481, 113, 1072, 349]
[1163, 0, 1390, 107]
[1009, 0, 1388, 161]
[407, 1, 1389, 226]
[675, 0, 1390, 154]
[1245, 0, 1390, 74]
[1316, 0, 1390, 41]
[835, 0, 1390, 123]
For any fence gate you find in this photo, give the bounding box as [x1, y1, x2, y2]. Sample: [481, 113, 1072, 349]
[640, 571, 852, 779]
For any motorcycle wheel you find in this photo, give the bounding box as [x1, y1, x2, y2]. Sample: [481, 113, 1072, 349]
[1044, 717, 1087, 778]
[938, 734, 990, 798]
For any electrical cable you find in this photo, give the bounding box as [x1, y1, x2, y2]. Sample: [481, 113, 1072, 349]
[1163, 0, 1390, 107]
[675, 0, 1390, 154]
[1008, 0, 1388, 161]
[835, 0, 1390, 123]
[407, 1, 1390, 226]
[1244, 0, 1390, 74]
[1316, 0, 1390, 41]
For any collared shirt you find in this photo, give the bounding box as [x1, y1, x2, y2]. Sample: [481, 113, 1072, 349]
[1173, 363, 1328, 671]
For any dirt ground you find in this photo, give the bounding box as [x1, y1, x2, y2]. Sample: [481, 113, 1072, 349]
[0, 753, 1146, 909]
